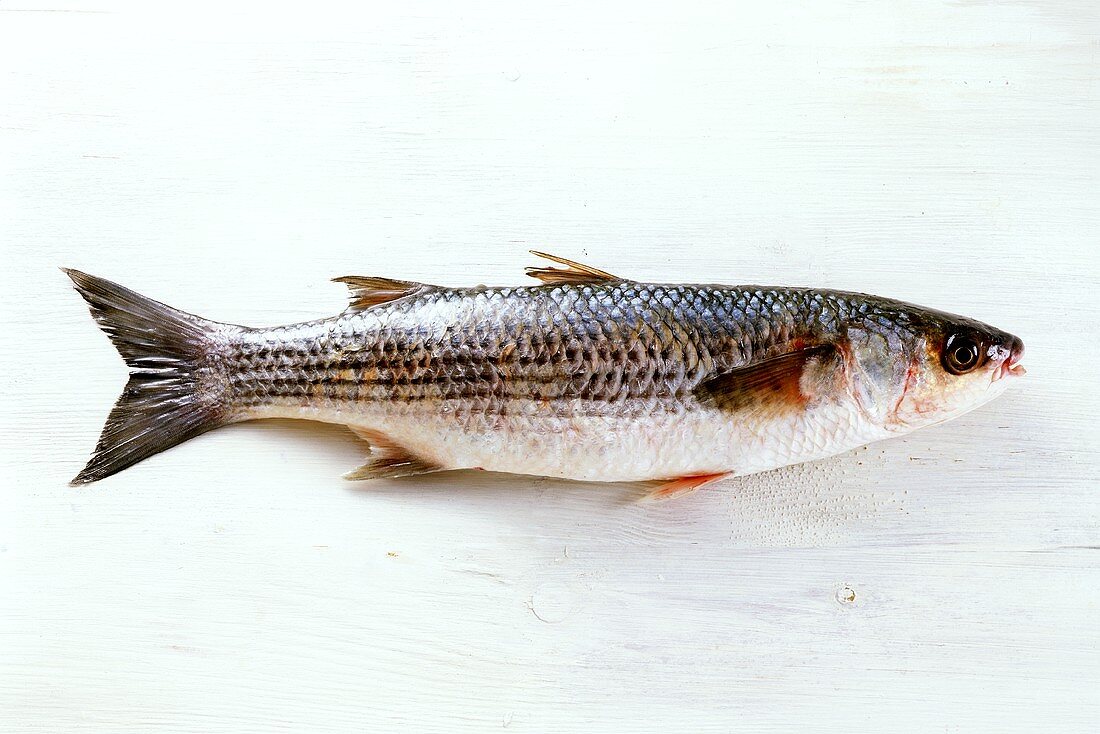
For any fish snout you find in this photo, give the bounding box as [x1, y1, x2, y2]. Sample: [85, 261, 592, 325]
[995, 334, 1026, 380]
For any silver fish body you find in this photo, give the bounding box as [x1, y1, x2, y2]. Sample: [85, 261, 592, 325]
[65, 253, 1025, 494]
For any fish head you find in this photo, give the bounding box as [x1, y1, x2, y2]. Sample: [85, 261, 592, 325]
[844, 302, 1025, 432]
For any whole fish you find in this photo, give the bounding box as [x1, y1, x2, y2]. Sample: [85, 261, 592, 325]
[65, 252, 1025, 499]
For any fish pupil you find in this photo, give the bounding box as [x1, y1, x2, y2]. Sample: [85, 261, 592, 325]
[954, 345, 976, 365]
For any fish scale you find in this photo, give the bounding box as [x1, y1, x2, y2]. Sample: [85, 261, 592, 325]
[217, 282, 883, 485]
[62, 253, 1024, 493]
[226, 283, 803, 413]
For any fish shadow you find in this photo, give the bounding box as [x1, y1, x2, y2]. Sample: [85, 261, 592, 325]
[225, 418, 642, 501]
[221, 418, 903, 547]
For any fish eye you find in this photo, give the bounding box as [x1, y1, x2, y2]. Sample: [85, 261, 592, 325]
[942, 334, 983, 374]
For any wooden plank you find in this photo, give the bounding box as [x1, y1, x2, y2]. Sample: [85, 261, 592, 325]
[1, 1, 1097, 731]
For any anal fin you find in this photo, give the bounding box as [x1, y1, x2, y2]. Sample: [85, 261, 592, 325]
[344, 426, 443, 480]
[641, 472, 731, 502]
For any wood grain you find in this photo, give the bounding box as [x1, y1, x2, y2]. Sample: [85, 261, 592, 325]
[1, 1, 1098, 731]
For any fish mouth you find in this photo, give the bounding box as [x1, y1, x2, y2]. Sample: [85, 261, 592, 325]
[994, 336, 1026, 381]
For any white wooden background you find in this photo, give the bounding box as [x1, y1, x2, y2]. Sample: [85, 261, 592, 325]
[2, 1, 1098, 732]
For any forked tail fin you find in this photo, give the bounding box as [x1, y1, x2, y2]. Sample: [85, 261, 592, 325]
[64, 269, 229, 485]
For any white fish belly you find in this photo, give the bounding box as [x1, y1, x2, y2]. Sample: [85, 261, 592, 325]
[248, 398, 889, 482]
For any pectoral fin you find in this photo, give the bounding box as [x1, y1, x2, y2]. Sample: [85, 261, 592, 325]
[344, 426, 443, 480]
[694, 344, 840, 413]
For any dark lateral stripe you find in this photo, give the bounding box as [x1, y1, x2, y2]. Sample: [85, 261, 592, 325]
[231, 372, 686, 403]
[228, 363, 687, 391]
[234, 393, 689, 419]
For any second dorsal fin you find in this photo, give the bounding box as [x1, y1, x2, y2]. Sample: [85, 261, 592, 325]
[525, 250, 620, 285]
[333, 275, 434, 311]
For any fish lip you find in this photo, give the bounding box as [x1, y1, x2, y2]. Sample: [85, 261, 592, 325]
[994, 362, 1026, 381]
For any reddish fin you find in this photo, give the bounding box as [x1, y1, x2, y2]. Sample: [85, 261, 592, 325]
[642, 472, 731, 502]
[333, 275, 434, 311]
[694, 345, 839, 413]
[525, 250, 620, 285]
[344, 426, 443, 480]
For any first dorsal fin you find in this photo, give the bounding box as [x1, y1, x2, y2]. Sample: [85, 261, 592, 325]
[333, 275, 433, 311]
[525, 250, 620, 285]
